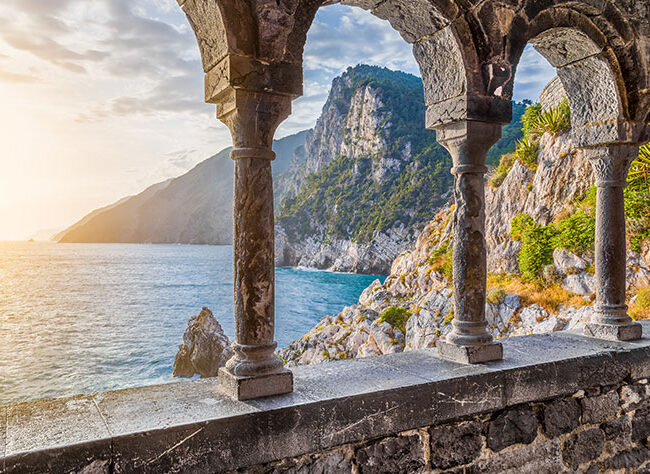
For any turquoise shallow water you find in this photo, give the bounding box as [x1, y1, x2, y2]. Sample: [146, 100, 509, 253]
[0, 242, 382, 406]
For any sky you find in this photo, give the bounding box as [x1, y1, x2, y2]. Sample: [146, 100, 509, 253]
[0, 1, 555, 240]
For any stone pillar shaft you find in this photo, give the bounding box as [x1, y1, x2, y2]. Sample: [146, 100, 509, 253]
[229, 151, 282, 375]
[217, 89, 293, 400]
[436, 120, 504, 364]
[585, 146, 642, 341]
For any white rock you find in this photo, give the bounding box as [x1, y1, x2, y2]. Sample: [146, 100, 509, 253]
[533, 316, 567, 334]
[405, 309, 440, 351]
[519, 305, 548, 331]
[563, 272, 594, 295]
[357, 343, 381, 358]
[504, 294, 521, 309]
[563, 306, 593, 331]
[553, 248, 587, 275]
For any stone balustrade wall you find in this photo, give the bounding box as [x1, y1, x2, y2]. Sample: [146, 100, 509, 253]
[249, 378, 650, 473]
[4, 326, 650, 473]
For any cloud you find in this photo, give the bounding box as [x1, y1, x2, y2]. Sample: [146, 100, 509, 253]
[513, 45, 557, 102]
[0, 70, 39, 84]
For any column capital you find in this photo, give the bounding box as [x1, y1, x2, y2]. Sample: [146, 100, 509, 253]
[583, 144, 639, 187]
[217, 88, 292, 152]
[436, 120, 502, 175]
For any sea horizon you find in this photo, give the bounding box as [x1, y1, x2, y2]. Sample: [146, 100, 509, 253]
[0, 241, 383, 406]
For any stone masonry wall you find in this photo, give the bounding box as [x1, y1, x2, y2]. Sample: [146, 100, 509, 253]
[243, 378, 650, 474]
[539, 76, 567, 112]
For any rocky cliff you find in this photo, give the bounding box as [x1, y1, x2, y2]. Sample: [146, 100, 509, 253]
[279, 130, 650, 366]
[56, 131, 307, 244]
[275, 65, 525, 274]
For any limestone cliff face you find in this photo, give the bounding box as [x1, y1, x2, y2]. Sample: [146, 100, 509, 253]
[279, 131, 650, 366]
[274, 66, 451, 274]
[486, 132, 594, 273]
[274, 66, 525, 274]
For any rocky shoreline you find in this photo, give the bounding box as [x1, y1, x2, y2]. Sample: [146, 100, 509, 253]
[278, 131, 650, 366]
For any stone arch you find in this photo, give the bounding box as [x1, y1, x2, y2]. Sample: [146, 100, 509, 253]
[178, 0, 258, 73]
[286, 1, 511, 128]
[504, 4, 650, 145]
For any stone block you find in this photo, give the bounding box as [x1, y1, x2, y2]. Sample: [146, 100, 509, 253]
[581, 391, 620, 424]
[429, 420, 482, 469]
[602, 416, 632, 442]
[562, 428, 605, 470]
[437, 341, 503, 364]
[256, 451, 353, 474]
[620, 383, 650, 411]
[543, 399, 581, 437]
[584, 322, 643, 341]
[477, 440, 563, 474]
[487, 406, 538, 452]
[218, 367, 293, 401]
[599, 446, 650, 470]
[633, 405, 650, 441]
[3, 395, 112, 474]
[355, 434, 425, 474]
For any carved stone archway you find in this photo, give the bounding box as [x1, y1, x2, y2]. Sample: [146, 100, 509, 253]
[179, 0, 650, 399]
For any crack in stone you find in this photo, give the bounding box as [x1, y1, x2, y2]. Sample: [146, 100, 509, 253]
[144, 426, 205, 466]
[326, 405, 402, 441]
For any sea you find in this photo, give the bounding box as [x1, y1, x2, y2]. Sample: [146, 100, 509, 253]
[0, 242, 383, 406]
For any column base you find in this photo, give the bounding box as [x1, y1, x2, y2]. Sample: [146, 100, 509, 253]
[218, 367, 293, 401]
[584, 322, 643, 341]
[437, 340, 503, 364]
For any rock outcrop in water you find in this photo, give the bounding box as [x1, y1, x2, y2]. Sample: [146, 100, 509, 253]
[173, 307, 233, 378]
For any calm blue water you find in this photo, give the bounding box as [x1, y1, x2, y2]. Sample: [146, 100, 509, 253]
[0, 242, 382, 406]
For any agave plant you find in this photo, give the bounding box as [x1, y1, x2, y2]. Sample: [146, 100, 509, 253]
[513, 136, 540, 169]
[532, 99, 572, 136]
[628, 144, 650, 191]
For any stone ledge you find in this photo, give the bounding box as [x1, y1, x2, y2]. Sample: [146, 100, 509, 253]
[1, 323, 650, 473]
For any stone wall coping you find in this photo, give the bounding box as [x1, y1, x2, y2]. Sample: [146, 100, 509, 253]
[3, 323, 650, 473]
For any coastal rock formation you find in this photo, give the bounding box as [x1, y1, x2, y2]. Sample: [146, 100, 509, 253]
[274, 65, 525, 274]
[486, 132, 593, 274]
[173, 307, 233, 378]
[279, 131, 650, 366]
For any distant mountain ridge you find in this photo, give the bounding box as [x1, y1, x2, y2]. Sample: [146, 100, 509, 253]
[57, 65, 525, 275]
[57, 131, 308, 245]
[274, 65, 526, 273]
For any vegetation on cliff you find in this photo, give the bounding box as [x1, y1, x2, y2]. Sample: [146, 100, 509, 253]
[277, 65, 526, 244]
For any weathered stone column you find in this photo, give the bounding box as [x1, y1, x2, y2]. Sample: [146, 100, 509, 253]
[584, 145, 642, 341]
[217, 88, 294, 400]
[436, 120, 504, 363]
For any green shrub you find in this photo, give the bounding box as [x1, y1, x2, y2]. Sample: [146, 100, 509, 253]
[525, 99, 571, 137]
[428, 244, 453, 281]
[378, 306, 412, 334]
[518, 224, 556, 280]
[629, 144, 650, 193]
[489, 153, 515, 188]
[535, 99, 571, 136]
[542, 264, 562, 284]
[521, 102, 543, 137]
[626, 145, 650, 251]
[510, 213, 535, 241]
[513, 136, 540, 169]
[553, 209, 595, 255]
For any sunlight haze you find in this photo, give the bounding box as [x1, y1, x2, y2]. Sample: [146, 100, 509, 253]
[0, 0, 554, 240]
